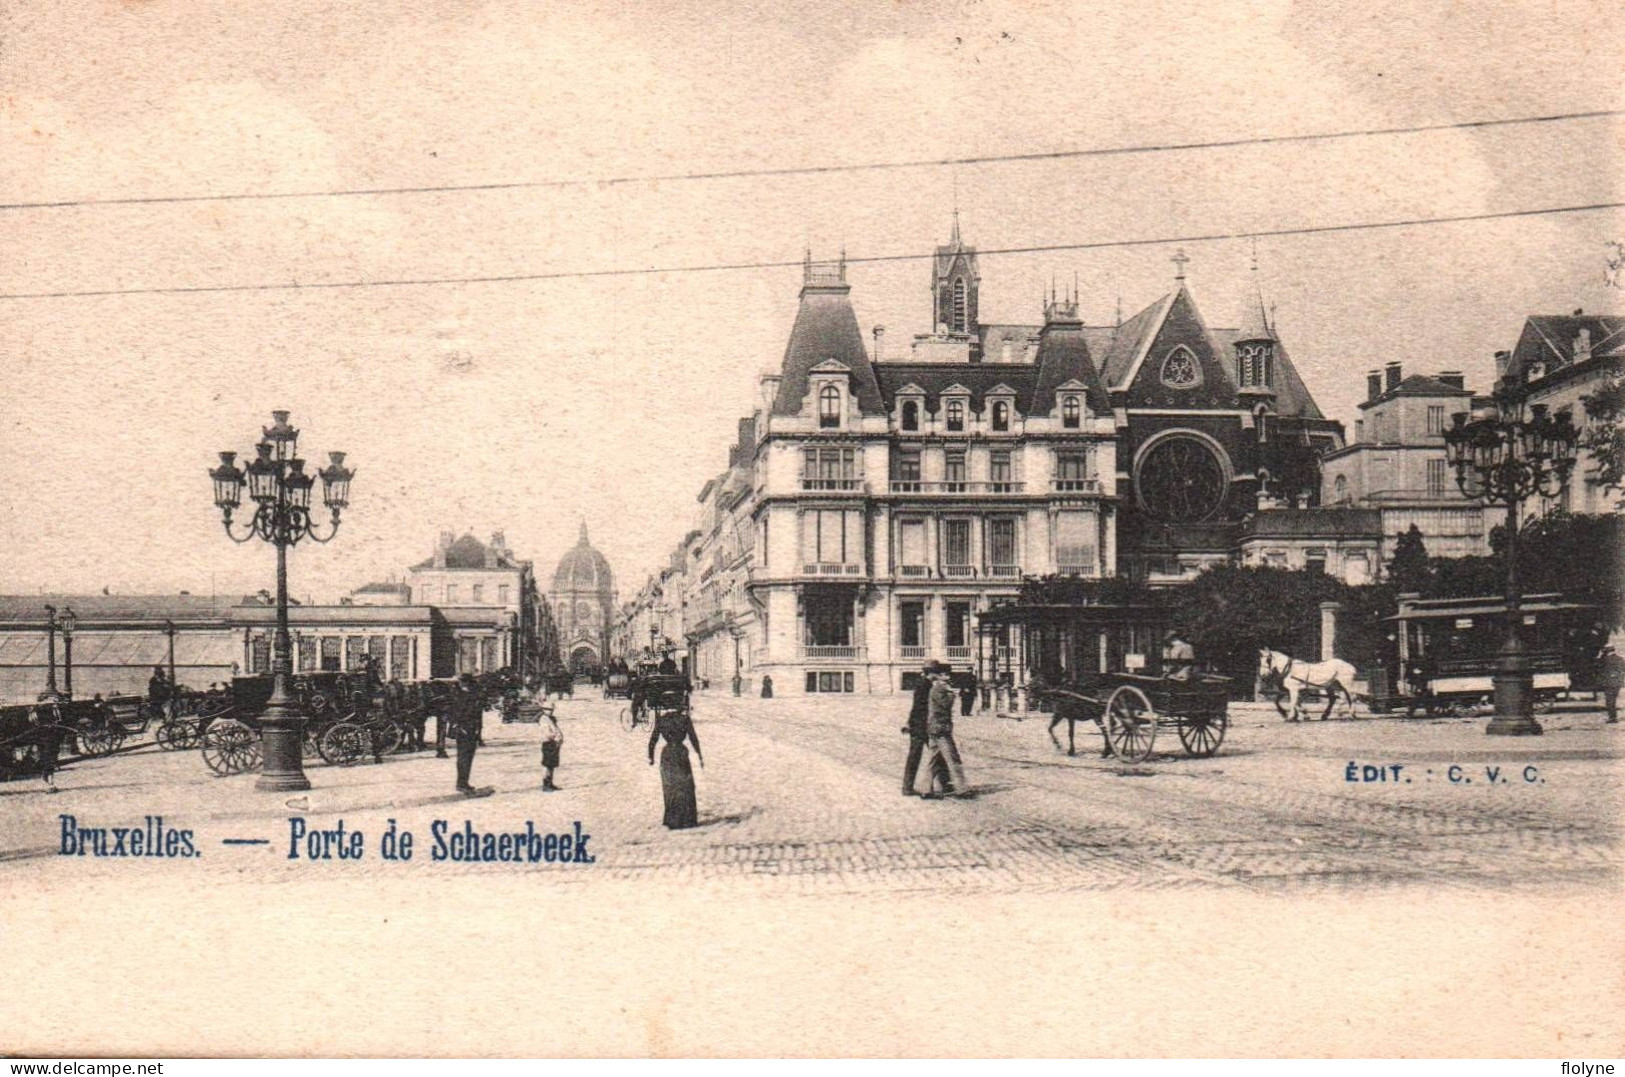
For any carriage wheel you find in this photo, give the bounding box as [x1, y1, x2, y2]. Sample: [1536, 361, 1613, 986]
[1104, 685, 1157, 763]
[201, 719, 259, 776]
[1178, 715, 1228, 758]
[620, 707, 636, 732]
[76, 727, 108, 757]
[320, 723, 368, 767]
[155, 720, 177, 751]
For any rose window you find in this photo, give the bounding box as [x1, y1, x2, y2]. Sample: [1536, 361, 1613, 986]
[1135, 435, 1229, 522]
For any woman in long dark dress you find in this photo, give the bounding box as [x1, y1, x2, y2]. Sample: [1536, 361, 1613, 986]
[648, 703, 703, 829]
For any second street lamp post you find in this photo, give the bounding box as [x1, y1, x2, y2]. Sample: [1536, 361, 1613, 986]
[209, 410, 355, 791]
[1443, 379, 1579, 736]
[60, 606, 77, 699]
[41, 604, 60, 701]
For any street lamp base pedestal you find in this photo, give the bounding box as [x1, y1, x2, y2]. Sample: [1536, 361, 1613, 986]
[1485, 716, 1543, 736]
[256, 770, 313, 793]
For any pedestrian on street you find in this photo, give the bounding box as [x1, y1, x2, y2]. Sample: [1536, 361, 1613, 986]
[647, 684, 703, 829]
[147, 665, 170, 714]
[958, 669, 978, 716]
[452, 673, 490, 797]
[1404, 648, 1437, 720]
[901, 660, 949, 796]
[1598, 644, 1624, 724]
[918, 660, 968, 798]
[540, 705, 564, 791]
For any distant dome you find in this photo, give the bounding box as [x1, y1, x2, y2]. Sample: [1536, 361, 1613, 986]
[553, 523, 614, 594]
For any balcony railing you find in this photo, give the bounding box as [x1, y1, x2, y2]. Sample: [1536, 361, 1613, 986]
[942, 564, 977, 578]
[802, 478, 864, 492]
[1051, 478, 1103, 493]
[900, 644, 925, 660]
[802, 644, 863, 660]
[946, 646, 972, 661]
[898, 564, 931, 578]
[986, 564, 1022, 578]
[802, 562, 865, 577]
[888, 481, 1027, 495]
[1056, 563, 1097, 577]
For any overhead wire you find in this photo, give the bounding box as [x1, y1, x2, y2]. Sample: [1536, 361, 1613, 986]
[1, 199, 1620, 302]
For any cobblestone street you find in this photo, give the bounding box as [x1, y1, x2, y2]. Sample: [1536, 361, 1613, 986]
[5, 692, 1620, 893]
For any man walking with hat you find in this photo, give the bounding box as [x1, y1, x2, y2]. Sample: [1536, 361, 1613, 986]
[918, 660, 968, 798]
[901, 659, 949, 796]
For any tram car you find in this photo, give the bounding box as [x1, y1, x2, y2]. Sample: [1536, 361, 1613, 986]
[1384, 593, 1608, 715]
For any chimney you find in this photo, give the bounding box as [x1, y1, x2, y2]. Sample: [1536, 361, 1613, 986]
[434, 530, 453, 568]
[872, 325, 885, 363]
[727, 445, 740, 467]
[1575, 328, 1592, 364]
[1493, 350, 1511, 378]
[1366, 370, 1383, 402]
[1384, 361, 1402, 393]
[760, 371, 782, 411]
[1437, 371, 1465, 390]
[490, 531, 507, 554]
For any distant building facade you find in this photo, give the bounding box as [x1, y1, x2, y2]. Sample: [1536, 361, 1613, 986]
[1320, 363, 1490, 560]
[406, 530, 545, 676]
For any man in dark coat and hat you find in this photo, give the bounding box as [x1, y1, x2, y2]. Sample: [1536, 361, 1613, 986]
[901, 660, 949, 796]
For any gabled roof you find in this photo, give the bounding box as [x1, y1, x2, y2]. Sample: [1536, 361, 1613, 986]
[1507, 313, 1625, 384]
[1099, 293, 1174, 388]
[770, 279, 887, 417]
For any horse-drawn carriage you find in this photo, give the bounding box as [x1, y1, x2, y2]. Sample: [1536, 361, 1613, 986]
[193, 669, 419, 775]
[603, 671, 632, 700]
[977, 599, 1232, 764]
[623, 673, 689, 732]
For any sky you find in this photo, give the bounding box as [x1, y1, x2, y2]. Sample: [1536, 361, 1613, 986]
[1, 0, 1621, 604]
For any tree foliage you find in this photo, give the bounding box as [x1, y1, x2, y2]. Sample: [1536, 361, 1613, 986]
[1388, 524, 1431, 594]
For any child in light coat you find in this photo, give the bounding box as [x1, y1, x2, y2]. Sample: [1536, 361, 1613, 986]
[540, 706, 564, 791]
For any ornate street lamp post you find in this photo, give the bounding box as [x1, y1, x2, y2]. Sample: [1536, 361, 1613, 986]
[41, 604, 61, 701]
[209, 411, 355, 791]
[1443, 382, 1579, 736]
[60, 606, 77, 699]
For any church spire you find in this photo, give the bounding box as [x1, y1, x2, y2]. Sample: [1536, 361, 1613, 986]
[932, 212, 980, 336]
[578, 520, 589, 545]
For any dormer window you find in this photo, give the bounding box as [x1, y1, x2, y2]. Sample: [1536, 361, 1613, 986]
[992, 401, 1010, 432]
[1062, 396, 1081, 429]
[818, 384, 841, 428]
[946, 399, 965, 432]
[901, 400, 919, 432]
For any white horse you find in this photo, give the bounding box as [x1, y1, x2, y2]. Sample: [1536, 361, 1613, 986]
[1259, 649, 1358, 722]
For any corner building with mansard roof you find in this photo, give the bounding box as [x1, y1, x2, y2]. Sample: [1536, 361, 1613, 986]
[741, 222, 1343, 695]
